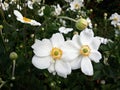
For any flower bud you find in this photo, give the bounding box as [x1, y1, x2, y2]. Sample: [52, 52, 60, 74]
[75, 18, 88, 30]
[9, 52, 18, 60]
[0, 25, 3, 29]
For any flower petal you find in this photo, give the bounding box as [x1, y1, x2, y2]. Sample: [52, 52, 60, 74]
[55, 60, 71, 78]
[72, 34, 82, 48]
[61, 41, 80, 61]
[89, 37, 101, 50]
[14, 10, 23, 19]
[80, 28, 94, 45]
[32, 55, 51, 69]
[70, 56, 82, 70]
[32, 39, 52, 57]
[81, 57, 93, 76]
[48, 62, 55, 74]
[89, 50, 102, 63]
[51, 33, 65, 47]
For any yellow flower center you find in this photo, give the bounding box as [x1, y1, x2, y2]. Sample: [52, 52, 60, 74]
[50, 47, 62, 60]
[80, 45, 91, 56]
[113, 17, 118, 21]
[23, 17, 31, 22]
[75, 4, 80, 9]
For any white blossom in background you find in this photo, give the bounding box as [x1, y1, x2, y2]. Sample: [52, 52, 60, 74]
[70, 0, 84, 11]
[27, 1, 33, 9]
[59, 27, 73, 34]
[59, 19, 66, 26]
[32, 33, 73, 78]
[38, 6, 45, 16]
[0, 2, 9, 11]
[109, 13, 120, 27]
[13, 10, 41, 26]
[63, 28, 102, 76]
[53, 4, 62, 16]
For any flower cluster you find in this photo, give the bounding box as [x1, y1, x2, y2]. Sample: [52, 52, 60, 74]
[32, 28, 103, 78]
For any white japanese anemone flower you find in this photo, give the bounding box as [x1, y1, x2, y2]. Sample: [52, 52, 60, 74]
[109, 13, 120, 27]
[53, 4, 62, 16]
[70, 0, 84, 11]
[32, 33, 72, 78]
[64, 28, 102, 76]
[59, 26, 73, 34]
[13, 10, 41, 26]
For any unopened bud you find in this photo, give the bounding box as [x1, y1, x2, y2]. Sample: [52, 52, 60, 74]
[104, 13, 107, 17]
[75, 18, 88, 30]
[90, 9, 93, 12]
[9, 52, 18, 60]
[0, 25, 3, 29]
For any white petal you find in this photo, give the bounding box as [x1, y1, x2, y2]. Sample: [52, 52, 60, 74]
[32, 39, 52, 57]
[61, 40, 80, 61]
[89, 37, 101, 50]
[31, 20, 41, 26]
[14, 10, 23, 19]
[70, 56, 82, 70]
[55, 60, 71, 78]
[32, 55, 51, 69]
[81, 57, 93, 76]
[51, 33, 65, 47]
[72, 34, 82, 48]
[48, 62, 55, 73]
[89, 50, 102, 63]
[80, 28, 94, 45]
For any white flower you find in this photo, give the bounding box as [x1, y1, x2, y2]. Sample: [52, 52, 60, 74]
[53, 4, 62, 16]
[59, 27, 73, 34]
[32, 33, 72, 78]
[0, 2, 9, 11]
[109, 13, 120, 27]
[70, 0, 84, 11]
[38, 6, 45, 16]
[13, 10, 41, 26]
[27, 1, 33, 9]
[64, 28, 102, 76]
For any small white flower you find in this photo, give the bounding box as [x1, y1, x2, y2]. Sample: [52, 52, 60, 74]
[27, 1, 33, 9]
[17, 4, 22, 10]
[109, 13, 120, 27]
[38, 6, 45, 16]
[70, 0, 84, 11]
[59, 27, 73, 34]
[64, 28, 102, 76]
[32, 33, 72, 78]
[13, 10, 41, 26]
[53, 4, 62, 16]
[1, 2, 9, 11]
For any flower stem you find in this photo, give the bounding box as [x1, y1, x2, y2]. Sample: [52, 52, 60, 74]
[11, 60, 16, 80]
[57, 16, 77, 22]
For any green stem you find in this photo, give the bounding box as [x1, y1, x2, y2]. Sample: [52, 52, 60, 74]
[57, 16, 77, 22]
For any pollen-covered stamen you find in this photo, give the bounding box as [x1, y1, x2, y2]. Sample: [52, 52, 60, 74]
[113, 17, 118, 21]
[80, 45, 91, 56]
[75, 4, 80, 9]
[50, 47, 62, 60]
[23, 17, 31, 22]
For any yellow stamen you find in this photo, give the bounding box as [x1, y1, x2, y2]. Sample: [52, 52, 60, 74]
[113, 17, 118, 21]
[50, 47, 62, 60]
[23, 17, 31, 22]
[80, 45, 91, 56]
[75, 4, 80, 9]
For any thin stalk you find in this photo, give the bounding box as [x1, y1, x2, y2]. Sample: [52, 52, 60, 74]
[57, 16, 77, 22]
